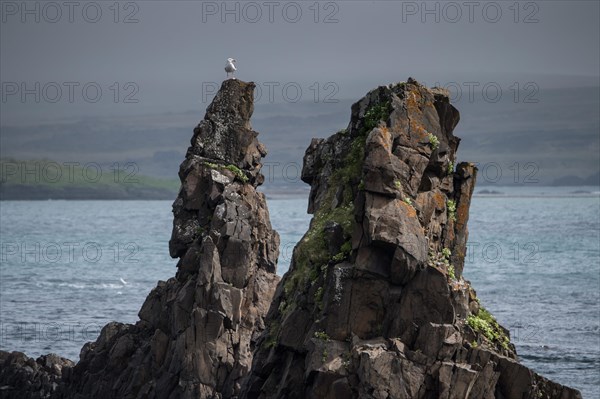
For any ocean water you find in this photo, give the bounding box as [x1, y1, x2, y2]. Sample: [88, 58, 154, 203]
[0, 187, 598, 397]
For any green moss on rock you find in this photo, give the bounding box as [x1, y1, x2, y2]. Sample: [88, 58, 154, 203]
[282, 100, 392, 301]
[202, 162, 249, 183]
[467, 307, 510, 351]
[363, 101, 391, 131]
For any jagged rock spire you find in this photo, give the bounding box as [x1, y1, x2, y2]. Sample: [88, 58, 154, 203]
[0, 79, 280, 399]
[242, 79, 582, 399]
[63, 79, 280, 398]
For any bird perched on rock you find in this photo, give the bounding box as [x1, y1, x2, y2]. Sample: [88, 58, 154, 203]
[225, 58, 237, 79]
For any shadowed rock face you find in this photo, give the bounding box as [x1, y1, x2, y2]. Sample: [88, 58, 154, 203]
[0, 79, 280, 399]
[0, 352, 73, 399]
[241, 79, 582, 399]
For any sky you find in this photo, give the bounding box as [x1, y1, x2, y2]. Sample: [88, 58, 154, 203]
[1, 0, 599, 124]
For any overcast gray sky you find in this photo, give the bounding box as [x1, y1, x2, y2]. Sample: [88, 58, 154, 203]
[1, 0, 599, 123]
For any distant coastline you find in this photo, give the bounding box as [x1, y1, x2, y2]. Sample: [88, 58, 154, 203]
[2, 157, 598, 200]
[0, 159, 180, 200]
[0, 183, 178, 200]
[2, 183, 599, 200]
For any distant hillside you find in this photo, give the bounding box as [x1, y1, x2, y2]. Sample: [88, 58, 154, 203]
[1, 86, 598, 187]
[553, 171, 600, 186]
[0, 159, 180, 200]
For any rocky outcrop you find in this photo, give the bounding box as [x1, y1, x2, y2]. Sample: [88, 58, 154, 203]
[0, 352, 73, 399]
[61, 80, 279, 399]
[0, 78, 582, 399]
[0, 79, 280, 399]
[242, 79, 582, 399]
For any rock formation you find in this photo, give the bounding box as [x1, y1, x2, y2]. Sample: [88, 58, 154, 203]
[241, 79, 582, 399]
[0, 352, 73, 399]
[0, 78, 582, 399]
[0, 79, 280, 399]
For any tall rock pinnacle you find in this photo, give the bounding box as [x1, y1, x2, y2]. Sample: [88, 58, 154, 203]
[68, 79, 279, 398]
[242, 79, 582, 399]
[0, 79, 280, 399]
[65, 79, 279, 398]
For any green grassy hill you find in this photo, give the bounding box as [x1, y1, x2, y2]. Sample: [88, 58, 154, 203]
[0, 159, 180, 200]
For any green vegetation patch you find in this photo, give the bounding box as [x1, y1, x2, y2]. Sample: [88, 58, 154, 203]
[322, 349, 329, 363]
[448, 265, 456, 280]
[428, 133, 440, 150]
[314, 286, 325, 310]
[467, 307, 510, 350]
[284, 199, 354, 296]
[447, 199, 457, 222]
[282, 100, 392, 301]
[363, 101, 391, 131]
[203, 161, 249, 183]
[441, 247, 452, 259]
[314, 331, 330, 341]
[332, 241, 352, 263]
[429, 246, 457, 281]
[0, 159, 180, 198]
[224, 164, 249, 183]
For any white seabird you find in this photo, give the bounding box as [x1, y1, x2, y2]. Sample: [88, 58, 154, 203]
[225, 58, 237, 79]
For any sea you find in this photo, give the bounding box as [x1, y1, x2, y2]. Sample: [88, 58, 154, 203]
[0, 186, 598, 397]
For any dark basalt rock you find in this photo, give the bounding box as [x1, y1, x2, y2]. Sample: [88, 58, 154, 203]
[0, 352, 73, 399]
[241, 78, 582, 399]
[0, 79, 280, 399]
[0, 78, 582, 399]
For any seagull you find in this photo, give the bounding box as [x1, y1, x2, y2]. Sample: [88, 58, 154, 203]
[225, 58, 237, 79]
